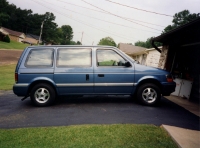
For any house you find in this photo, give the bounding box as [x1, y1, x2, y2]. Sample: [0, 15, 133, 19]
[118, 43, 147, 64]
[23, 33, 40, 45]
[145, 47, 162, 68]
[151, 18, 200, 103]
[118, 43, 163, 67]
[0, 27, 25, 42]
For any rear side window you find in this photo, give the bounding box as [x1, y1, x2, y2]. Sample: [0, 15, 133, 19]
[57, 48, 92, 67]
[25, 49, 54, 67]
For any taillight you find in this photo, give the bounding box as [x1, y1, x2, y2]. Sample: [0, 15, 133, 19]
[15, 73, 18, 83]
[166, 74, 173, 82]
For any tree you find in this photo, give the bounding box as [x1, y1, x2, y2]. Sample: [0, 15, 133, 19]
[98, 37, 116, 47]
[0, 13, 9, 26]
[162, 10, 200, 33]
[0, 0, 61, 44]
[42, 12, 58, 43]
[76, 41, 82, 45]
[66, 40, 82, 45]
[0, 0, 11, 26]
[60, 25, 73, 45]
[134, 41, 146, 48]
[135, 38, 162, 48]
[135, 10, 199, 48]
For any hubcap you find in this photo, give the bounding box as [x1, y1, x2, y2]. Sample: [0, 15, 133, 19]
[142, 88, 157, 103]
[34, 88, 50, 103]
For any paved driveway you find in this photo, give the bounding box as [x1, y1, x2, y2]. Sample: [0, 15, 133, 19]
[0, 91, 199, 130]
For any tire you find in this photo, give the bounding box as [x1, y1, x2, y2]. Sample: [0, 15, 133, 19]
[30, 83, 56, 107]
[137, 83, 161, 106]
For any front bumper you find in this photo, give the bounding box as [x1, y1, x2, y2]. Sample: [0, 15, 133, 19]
[161, 82, 176, 96]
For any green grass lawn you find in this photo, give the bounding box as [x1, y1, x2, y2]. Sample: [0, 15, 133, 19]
[0, 40, 29, 50]
[0, 124, 177, 148]
[0, 64, 16, 90]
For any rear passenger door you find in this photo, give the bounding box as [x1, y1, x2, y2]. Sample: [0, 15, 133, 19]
[54, 47, 94, 95]
[94, 48, 135, 94]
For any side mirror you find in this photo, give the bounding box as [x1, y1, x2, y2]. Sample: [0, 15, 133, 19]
[135, 60, 140, 64]
[125, 61, 131, 67]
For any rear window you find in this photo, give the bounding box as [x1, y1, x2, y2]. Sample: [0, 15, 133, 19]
[25, 49, 54, 67]
[57, 48, 92, 67]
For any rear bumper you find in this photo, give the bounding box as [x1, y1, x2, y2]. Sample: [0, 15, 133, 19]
[161, 82, 176, 96]
[13, 84, 29, 96]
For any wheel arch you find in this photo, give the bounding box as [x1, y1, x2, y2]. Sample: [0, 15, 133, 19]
[28, 79, 58, 96]
[135, 78, 162, 93]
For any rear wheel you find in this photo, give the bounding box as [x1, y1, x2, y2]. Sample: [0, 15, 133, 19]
[137, 83, 161, 106]
[30, 83, 56, 107]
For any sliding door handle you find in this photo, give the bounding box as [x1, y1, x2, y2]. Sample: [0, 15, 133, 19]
[86, 74, 89, 81]
[98, 74, 104, 77]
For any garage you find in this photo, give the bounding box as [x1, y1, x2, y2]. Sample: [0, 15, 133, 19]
[152, 18, 200, 103]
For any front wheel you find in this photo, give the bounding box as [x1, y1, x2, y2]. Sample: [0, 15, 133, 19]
[30, 83, 56, 107]
[137, 83, 161, 106]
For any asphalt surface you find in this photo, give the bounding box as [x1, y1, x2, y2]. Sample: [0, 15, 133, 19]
[0, 90, 199, 130]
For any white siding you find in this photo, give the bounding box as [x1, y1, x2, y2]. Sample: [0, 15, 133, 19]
[19, 37, 24, 42]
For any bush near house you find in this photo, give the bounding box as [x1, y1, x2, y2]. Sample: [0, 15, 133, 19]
[3, 35, 10, 43]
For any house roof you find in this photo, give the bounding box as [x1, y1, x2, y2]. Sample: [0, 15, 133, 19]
[152, 17, 200, 43]
[0, 28, 9, 35]
[22, 38, 37, 44]
[146, 46, 162, 51]
[118, 43, 146, 55]
[1, 27, 24, 37]
[26, 33, 40, 40]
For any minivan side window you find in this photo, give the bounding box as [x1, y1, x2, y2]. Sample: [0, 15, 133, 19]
[25, 49, 54, 67]
[97, 49, 126, 66]
[57, 48, 92, 67]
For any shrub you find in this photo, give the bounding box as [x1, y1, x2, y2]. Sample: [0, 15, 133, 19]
[3, 35, 10, 43]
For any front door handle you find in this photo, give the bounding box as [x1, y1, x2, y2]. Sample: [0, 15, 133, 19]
[98, 74, 104, 77]
[86, 74, 89, 81]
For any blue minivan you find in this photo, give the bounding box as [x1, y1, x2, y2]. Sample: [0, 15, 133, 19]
[13, 45, 176, 106]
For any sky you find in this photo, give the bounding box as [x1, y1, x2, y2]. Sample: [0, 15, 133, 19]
[7, 0, 200, 45]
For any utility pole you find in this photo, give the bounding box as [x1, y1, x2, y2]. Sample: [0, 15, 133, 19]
[81, 31, 84, 44]
[38, 20, 44, 45]
[92, 41, 94, 45]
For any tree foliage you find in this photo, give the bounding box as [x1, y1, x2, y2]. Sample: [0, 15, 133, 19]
[0, 0, 77, 45]
[135, 10, 199, 48]
[0, 13, 9, 26]
[135, 38, 162, 48]
[162, 10, 200, 33]
[98, 37, 116, 47]
[60, 25, 73, 45]
[76, 41, 82, 45]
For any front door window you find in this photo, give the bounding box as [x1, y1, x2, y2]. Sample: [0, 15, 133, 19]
[97, 49, 126, 66]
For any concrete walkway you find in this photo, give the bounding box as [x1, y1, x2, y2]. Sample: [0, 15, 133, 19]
[162, 125, 200, 148]
[163, 95, 200, 148]
[165, 95, 200, 117]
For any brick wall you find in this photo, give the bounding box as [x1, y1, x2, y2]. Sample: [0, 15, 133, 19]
[9, 35, 19, 42]
[158, 45, 168, 69]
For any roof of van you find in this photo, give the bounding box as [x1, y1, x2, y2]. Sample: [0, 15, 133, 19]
[26, 45, 117, 48]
